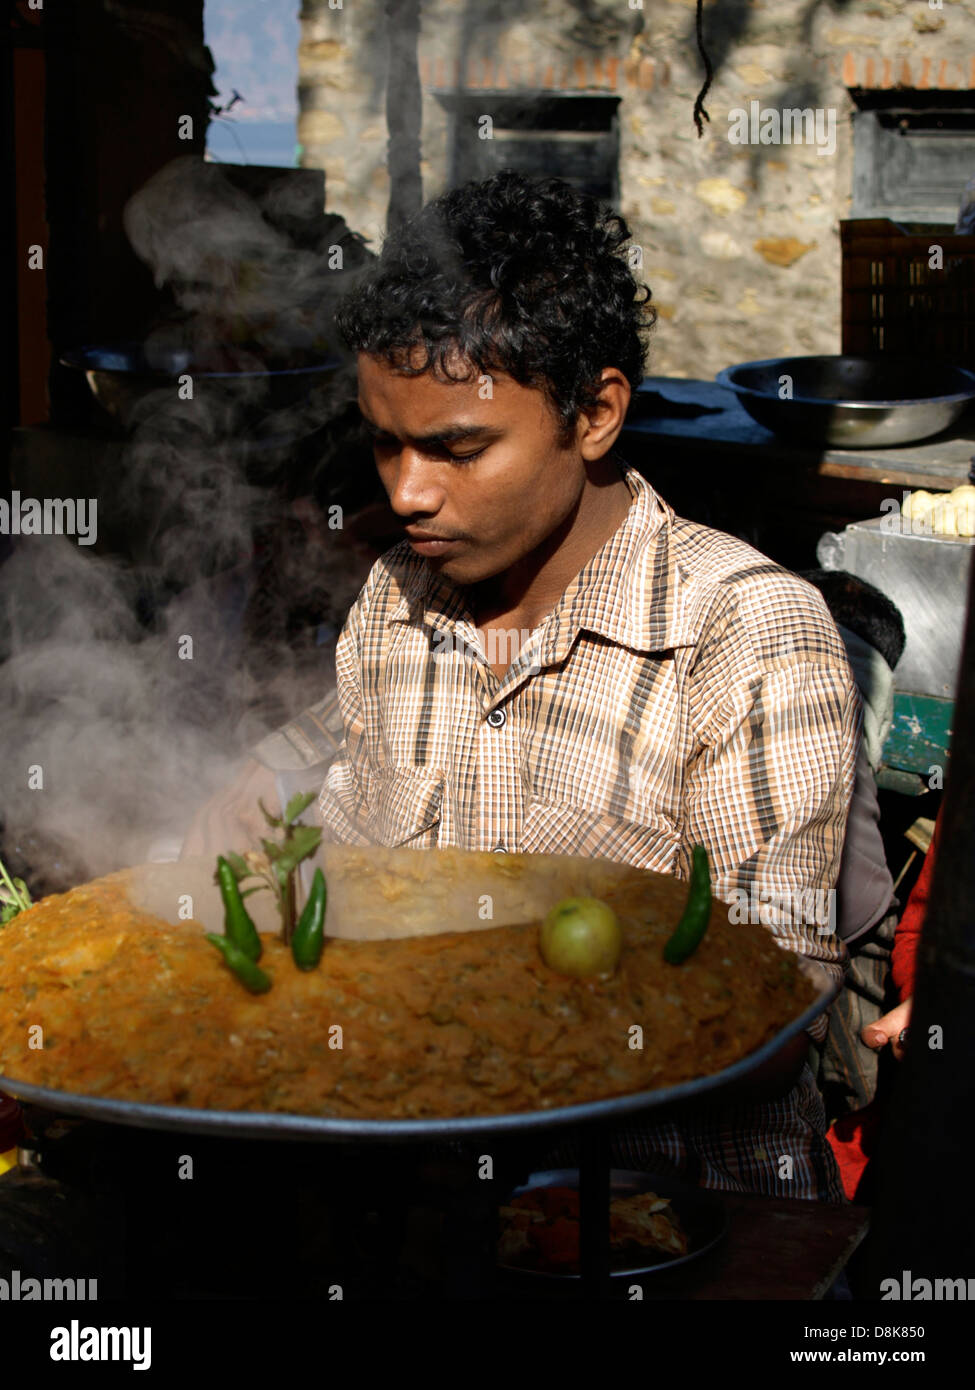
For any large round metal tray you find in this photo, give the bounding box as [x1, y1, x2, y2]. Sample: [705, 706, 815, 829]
[716, 355, 975, 447]
[0, 978, 835, 1143]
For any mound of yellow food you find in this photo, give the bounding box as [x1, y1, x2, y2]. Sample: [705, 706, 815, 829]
[0, 864, 816, 1119]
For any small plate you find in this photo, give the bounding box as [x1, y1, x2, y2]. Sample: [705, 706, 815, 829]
[497, 1168, 727, 1280]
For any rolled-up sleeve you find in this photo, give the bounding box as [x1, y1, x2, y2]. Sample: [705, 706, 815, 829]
[250, 670, 344, 774]
[318, 592, 376, 846]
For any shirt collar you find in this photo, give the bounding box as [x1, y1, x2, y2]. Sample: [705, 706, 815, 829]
[385, 462, 698, 657]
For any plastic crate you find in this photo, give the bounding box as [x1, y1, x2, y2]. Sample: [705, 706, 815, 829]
[841, 218, 975, 363]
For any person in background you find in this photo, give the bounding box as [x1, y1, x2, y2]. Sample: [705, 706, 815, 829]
[863, 811, 935, 1057]
[827, 807, 941, 1201]
[797, 570, 905, 1124]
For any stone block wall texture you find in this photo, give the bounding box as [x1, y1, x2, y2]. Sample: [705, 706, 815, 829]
[299, 0, 975, 377]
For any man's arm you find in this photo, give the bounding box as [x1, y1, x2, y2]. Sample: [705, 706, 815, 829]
[317, 588, 377, 846]
[180, 661, 344, 860]
[180, 622, 365, 857]
[682, 595, 861, 1051]
[250, 673, 346, 774]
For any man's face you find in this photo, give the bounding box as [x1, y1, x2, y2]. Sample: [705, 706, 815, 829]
[356, 352, 591, 588]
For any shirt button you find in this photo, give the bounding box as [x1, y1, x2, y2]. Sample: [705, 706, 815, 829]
[486, 708, 506, 729]
[493, 843, 507, 854]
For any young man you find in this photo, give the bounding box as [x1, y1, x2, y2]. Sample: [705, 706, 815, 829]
[317, 171, 860, 1200]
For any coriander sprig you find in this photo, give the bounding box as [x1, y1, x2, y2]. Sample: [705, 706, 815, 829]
[221, 791, 322, 944]
[0, 853, 33, 926]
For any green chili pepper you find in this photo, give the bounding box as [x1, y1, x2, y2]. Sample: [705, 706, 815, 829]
[663, 845, 711, 964]
[205, 933, 272, 994]
[216, 856, 262, 962]
[291, 868, 327, 971]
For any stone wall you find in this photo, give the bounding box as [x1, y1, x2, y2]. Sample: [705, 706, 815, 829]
[299, 0, 975, 376]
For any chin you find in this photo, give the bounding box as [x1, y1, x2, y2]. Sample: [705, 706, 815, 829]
[438, 552, 510, 586]
[435, 557, 479, 585]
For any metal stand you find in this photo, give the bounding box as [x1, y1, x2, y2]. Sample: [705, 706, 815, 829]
[578, 1121, 612, 1299]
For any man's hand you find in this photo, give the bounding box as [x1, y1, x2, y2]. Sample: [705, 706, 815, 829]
[861, 997, 913, 1062]
[180, 759, 283, 861]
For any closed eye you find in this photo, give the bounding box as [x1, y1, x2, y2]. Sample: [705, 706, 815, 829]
[445, 446, 486, 463]
[370, 436, 488, 463]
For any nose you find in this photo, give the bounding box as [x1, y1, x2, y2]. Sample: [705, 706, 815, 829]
[382, 449, 446, 519]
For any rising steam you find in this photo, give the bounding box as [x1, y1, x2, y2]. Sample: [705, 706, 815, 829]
[0, 155, 377, 892]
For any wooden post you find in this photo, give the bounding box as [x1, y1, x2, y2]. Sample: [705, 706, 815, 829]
[385, 0, 423, 232]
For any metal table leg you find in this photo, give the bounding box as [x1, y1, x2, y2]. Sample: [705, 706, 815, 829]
[578, 1122, 612, 1299]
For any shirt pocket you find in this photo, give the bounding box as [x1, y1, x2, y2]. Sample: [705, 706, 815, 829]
[368, 766, 444, 848]
[519, 798, 680, 872]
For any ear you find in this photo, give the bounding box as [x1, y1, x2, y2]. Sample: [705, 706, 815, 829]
[578, 368, 632, 461]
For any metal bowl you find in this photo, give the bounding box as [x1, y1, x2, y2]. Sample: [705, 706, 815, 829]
[60, 343, 341, 429]
[716, 355, 975, 448]
[496, 1168, 728, 1279]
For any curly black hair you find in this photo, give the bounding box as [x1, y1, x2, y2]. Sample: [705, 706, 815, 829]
[335, 170, 656, 440]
